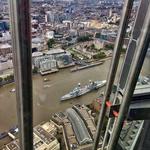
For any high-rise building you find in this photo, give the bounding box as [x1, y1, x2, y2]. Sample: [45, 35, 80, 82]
[45, 11, 60, 24]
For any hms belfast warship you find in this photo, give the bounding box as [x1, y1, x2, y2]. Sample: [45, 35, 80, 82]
[61, 80, 106, 101]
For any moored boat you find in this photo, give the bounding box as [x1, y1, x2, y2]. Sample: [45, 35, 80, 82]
[61, 80, 106, 101]
[10, 88, 15, 93]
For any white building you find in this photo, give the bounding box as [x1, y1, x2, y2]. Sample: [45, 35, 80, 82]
[33, 55, 55, 68]
[46, 48, 66, 57]
[45, 11, 54, 23]
[32, 37, 45, 51]
[63, 20, 73, 29]
[0, 60, 13, 71]
[0, 43, 12, 55]
[46, 31, 54, 39]
[32, 51, 43, 58]
[40, 59, 57, 72]
[1, 121, 60, 150]
[40, 121, 58, 136]
[45, 11, 60, 24]
[0, 32, 11, 42]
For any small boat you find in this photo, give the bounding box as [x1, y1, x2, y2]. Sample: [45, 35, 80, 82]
[43, 85, 51, 88]
[43, 78, 50, 82]
[0, 132, 7, 140]
[10, 88, 15, 93]
[9, 126, 19, 134]
[87, 80, 107, 90]
[61, 80, 106, 101]
[70, 61, 104, 72]
[61, 84, 89, 101]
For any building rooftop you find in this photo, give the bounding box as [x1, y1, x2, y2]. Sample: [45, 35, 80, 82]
[32, 52, 43, 57]
[0, 121, 60, 150]
[46, 48, 65, 55]
[66, 108, 93, 145]
[0, 43, 11, 49]
[118, 120, 144, 150]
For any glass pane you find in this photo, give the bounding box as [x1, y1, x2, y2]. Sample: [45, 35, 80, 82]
[0, 0, 150, 150]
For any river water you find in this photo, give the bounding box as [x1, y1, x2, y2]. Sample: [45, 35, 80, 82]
[0, 56, 149, 134]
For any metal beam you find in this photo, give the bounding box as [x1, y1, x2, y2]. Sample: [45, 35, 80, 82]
[119, 0, 150, 90]
[93, 0, 134, 149]
[108, 3, 150, 149]
[136, 121, 150, 150]
[101, 1, 150, 148]
[8, 0, 33, 150]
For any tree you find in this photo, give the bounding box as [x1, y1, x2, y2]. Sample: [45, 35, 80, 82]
[93, 52, 106, 59]
[71, 52, 75, 58]
[61, 44, 67, 50]
[121, 48, 126, 53]
[0, 77, 3, 83]
[95, 33, 101, 38]
[6, 76, 10, 81]
[91, 44, 95, 50]
[4, 77, 8, 82]
[77, 35, 92, 43]
[84, 45, 87, 48]
[9, 74, 14, 81]
[33, 66, 38, 74]
[105, 44, 114, 50]
[47, 39, 55, 49]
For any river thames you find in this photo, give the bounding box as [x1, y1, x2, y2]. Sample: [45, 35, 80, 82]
[0, 56, 149, 135]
